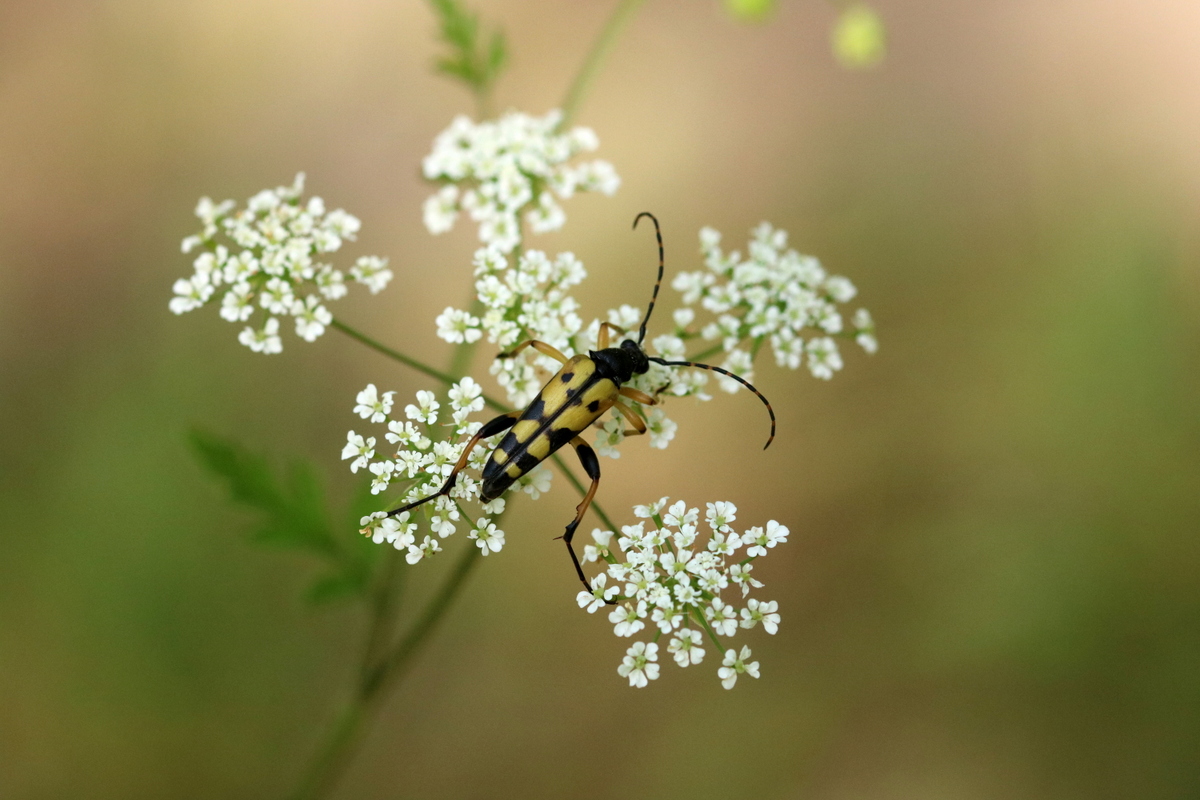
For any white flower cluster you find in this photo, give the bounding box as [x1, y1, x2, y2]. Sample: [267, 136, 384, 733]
[671, 223, 876, 386]
[170, 173, 392, 353]
[576, 498, 788, 689]
[422, 111, 620, 253]
[345, 379, 551, 563]
[438, 246, 586, 407]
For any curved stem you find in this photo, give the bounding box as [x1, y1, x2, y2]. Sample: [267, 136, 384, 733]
[559, 0, 646, 127]
[363, 542, 481, 698]
[360, 548, 403, 680]
[330, 318, 458, 385]
[693, 607, 726, 653]
[288, 697, 371, 800]
[330, 317, 508, 412]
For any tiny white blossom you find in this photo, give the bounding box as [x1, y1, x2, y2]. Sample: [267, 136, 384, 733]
[423, 185, 460, 233]
[577, 573, 618, 613]
[706, 501, 737, 533]
[728, 563, 764, 597]
[633, 497, 670, 520]
[667, 629, 706, 667]
[291, 295, 332, 342]
[718, 646, 760, 689]
[805, 336, 843, 380]
[350, 255, 393, 294]
[745, 520, 789, 557]
[385, 420, 431, 451]
[237, 317, 282, 354]
[341, 431, 375, 473]
[405, 535, 442, 564]
[436, 306, 483, 344]
[169, 276, 212, 314]
[664, 501, 698, 529]
[853, 307, 878, 354]
[355, 384, 395, 423]
[739, 599, 781, 634]
[468, 518, 505, 555]
[616, 641, 660, 688]
[368, 460, 395, 494]
[219, 282, 255, 322]
[583, 529, 614, 563]
[706, 598, 739, 636]
[594, 417, 624, 459]
[404, 390, 440, 424]
[448, 377, 484, 412]
[608, 602, 646, 637]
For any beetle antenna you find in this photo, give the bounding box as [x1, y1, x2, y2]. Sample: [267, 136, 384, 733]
[648, 357, 776, 449]
[632, 212, 664, 345]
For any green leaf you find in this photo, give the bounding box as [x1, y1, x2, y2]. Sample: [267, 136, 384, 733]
[486, 30, 507, 82]
[832, 4, 886, 69]
[189, 428, 285, 513]
[189, 428, 378, 606]
[724, 0, 777, 23]
[427, 0, 508, 96]
[189, 428, 336, 557]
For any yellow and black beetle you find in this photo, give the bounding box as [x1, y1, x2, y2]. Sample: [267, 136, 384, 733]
[387, 213, 775, 593]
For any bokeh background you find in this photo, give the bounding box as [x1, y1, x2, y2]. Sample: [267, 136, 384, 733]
[2, 1, 1199, 797]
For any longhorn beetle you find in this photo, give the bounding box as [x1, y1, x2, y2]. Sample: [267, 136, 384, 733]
[386, 212, 775, 594]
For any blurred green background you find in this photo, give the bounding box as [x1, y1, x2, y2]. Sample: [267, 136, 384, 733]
[2, 1, 1198, 797]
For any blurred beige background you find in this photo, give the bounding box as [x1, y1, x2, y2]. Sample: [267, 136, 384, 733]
[2, 1, 1198, 798]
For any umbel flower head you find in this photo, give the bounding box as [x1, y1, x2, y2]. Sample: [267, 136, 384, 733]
[672, 223, 877, 385]
[348, 378, 553, 563]
[170, 173, 392, 353]
[422, 110, 619, 253]
[577, 498, 787, 689]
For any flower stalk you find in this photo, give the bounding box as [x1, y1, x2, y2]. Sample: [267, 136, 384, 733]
[560, 0, 647, 127]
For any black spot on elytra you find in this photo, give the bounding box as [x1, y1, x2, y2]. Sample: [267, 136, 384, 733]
[516, 452, 541, 473]
[560, 371, 575, 383]
[547, 426, 576, 451]
[524, 398, 545, 422]
[587, 400, 601, 413]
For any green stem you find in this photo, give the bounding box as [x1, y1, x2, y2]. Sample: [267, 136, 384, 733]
[288, 698, 371, 800]
[330, 318, 458, 386]
[559, 0, 646, 127]
[329, 317, 508, 412]
[360, 548, 403, 680]
[693, 607, 726, 654]
[363, 542, 481, 697]
[288, 544, 482, 800]
[689, 341, 728, 363]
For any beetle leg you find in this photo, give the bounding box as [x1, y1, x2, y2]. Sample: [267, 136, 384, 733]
[618, 386, 656, 406]
[611, 399, 647, 437]
[385, 411, 520, 518]
[596, 322, 626, 350]
[559, 436, 615, 601]
[495, 339, 569, 365]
